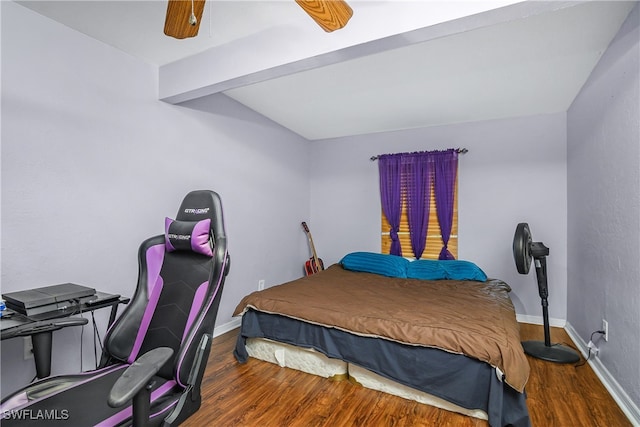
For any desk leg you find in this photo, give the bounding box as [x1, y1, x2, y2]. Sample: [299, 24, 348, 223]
[31, 331, 53, 379]
[108, 304, 120, 328]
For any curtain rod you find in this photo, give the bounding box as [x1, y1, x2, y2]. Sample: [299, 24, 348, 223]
[369, 148, 468, 161]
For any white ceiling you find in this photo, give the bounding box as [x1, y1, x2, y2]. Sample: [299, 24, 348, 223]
[15, 1, 638, 140]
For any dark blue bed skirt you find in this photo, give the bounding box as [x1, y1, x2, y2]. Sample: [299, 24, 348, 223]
[234, 309, 530, 427]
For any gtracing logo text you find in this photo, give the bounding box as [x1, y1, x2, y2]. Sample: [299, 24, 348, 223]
[184, 208, 210, 215]
[168, 233, 191, 241]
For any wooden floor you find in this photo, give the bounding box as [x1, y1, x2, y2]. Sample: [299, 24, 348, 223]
[184, 324, 631, 427]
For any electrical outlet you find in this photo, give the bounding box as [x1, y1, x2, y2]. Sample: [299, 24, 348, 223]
[24, 337, 33, 360]
[602, 319, 608, 342]
[258, 279, 265, 291]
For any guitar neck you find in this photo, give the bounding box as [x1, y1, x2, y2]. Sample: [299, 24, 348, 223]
[308, 235, 320, 267]
[302, 222, 321, 269]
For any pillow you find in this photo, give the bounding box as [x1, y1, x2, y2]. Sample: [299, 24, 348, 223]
[439, 260, 487, 282]
[406, 260, 447, 280]
[407, 259, 487, 281]
[340, 252, 409, 278]
[165, 217, 212, 257]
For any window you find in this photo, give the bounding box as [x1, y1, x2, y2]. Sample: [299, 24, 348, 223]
[381, 167, 458, 260]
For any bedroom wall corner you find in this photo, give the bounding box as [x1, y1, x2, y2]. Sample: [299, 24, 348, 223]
[567, 2, 640, 415]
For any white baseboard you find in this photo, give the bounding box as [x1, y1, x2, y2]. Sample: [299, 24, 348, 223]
[563, 322, 640, 426]
[515, 313, 566, 328]
[213, 317, 241, 338]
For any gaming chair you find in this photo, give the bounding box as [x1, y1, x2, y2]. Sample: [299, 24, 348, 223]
[0, 190, 230, 426]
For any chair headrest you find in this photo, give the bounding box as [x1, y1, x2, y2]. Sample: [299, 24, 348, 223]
[164, 190, 225, 257]
[175, 190, 220, 223]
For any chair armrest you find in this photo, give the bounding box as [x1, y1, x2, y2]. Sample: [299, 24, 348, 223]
[108, 347, 174, 408]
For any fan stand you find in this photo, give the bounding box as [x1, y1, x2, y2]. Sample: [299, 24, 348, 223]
[522, 242, 580, 364]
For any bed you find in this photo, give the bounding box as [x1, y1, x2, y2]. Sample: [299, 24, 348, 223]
[233, 255, 531, 427]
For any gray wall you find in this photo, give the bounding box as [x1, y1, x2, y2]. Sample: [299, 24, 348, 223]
[567, 3, 640, 409]
[1, 2, 310, 397]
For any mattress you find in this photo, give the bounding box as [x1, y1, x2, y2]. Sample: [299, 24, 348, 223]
[245, 337, 348, 381]
[245, 336, 488, 420]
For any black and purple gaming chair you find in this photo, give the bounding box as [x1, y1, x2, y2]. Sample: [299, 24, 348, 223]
[1, 190, 230, 426]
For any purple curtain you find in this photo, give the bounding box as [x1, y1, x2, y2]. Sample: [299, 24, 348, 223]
[378, 154, 403, 256]
[403, 153, 432, 259]
[433, 149, 458, 260]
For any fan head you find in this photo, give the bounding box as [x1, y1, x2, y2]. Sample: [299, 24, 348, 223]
[513, 222, 532, 274]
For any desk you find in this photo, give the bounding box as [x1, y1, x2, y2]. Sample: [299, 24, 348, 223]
[1, 291, 129, 379]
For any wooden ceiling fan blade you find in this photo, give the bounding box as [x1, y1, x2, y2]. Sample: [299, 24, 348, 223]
[164, 0, 206, 39]
[295, 0, 353, 32]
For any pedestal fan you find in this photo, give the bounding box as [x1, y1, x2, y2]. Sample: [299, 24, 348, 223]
[513, 223, 580, 363]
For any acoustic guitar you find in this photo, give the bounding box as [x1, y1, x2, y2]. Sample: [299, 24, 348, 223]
[301, 222, 324, 275]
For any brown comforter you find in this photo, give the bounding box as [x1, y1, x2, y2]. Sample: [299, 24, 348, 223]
[233, 264, 529, 392]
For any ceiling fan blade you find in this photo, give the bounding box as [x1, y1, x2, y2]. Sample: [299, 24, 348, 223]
[164, 0, 206, 39]
[295, 0, 353, 32]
